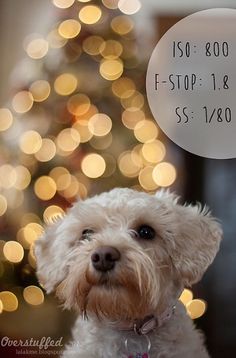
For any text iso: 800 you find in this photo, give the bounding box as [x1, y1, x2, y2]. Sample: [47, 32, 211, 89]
[173, 41, 229, 58]
[175, 106, 232, 124]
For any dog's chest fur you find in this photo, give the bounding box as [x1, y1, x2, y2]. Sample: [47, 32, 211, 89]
[62, 303, 209, 358]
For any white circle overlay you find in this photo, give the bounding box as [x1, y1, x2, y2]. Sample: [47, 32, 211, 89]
[146, 8, 236, 159]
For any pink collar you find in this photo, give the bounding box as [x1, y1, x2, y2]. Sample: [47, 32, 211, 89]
[110, 304, 176, 335]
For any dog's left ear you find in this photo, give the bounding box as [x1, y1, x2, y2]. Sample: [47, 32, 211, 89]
[156, 190, 223, 286]
[173, 203, 222, 286]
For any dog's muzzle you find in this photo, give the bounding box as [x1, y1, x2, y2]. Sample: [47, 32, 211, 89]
[91, 246, 121, 272]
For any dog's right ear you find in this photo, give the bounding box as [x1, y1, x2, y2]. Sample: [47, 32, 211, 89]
[34, 215, 70, 294]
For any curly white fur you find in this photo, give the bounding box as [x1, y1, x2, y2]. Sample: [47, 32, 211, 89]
[35, 188, 222, 358]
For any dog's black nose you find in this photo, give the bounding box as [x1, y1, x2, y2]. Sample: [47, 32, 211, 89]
[91, 246, 121, 272]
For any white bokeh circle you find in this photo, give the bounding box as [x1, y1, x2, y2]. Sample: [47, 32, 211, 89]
[146, 8, 236, 159]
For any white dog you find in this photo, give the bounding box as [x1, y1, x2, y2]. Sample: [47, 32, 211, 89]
[35, 188, 222, 358]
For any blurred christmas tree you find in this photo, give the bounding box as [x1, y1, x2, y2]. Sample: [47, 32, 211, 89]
[0, 0, 177, 314]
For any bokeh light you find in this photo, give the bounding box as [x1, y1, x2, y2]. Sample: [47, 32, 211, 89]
[34, 176, 57, 200]
[134, 120, 158, 143]
[26, 38, 49, 59]
[14, 166, 31, 190]
[99, 40, 123, 60]
[0, 299, 3, 314]
[90, 132, 112, 150]
[19, 130, 42, 154]
[22, 223, 44, 248]
[0, 108, 13, 131]
[100, 59, 123, 81]
[102, 0, 119, 9]
[121, 91, 144, 110]
[88, 113, 112, 136]
[0, 165, 16, 188]
[141, 140, 166, 163]
[47, 28, 68, 49]
[53, 0, 75, 8]
[23, 286, 44, 306]
[78, 5, 102, 25]
[83, 36, 104, 55]
[12, 91, 34, 114]
[122, 108, 144, 129]
[111, 15, 134, 35]
[118, 0, 141, 15]
[152, 162, 177, 187]
[59, 19, 81, 39]
[138, 166, 158, 191]
[67, 94, 90, 115]
[54, 73, 78, 96]
[81, 154, 106, 178]
[118, 151, 141, 178]
[57, 128, 80, 152]
[0, 291, 18, 312]
[43, 205, 65, 223]
[112, 77, 135, 98]
[35, 138, 56, 162]
[0, 194, 8, 216]
[179, 289, 194, 306]
[187, 299, 207, 319]
[73, 120, 93, 142]
[29, 80, 51, 102]
[3, 241, 24, 263]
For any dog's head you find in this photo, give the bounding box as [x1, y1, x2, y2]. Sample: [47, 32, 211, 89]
[35, 188, 222, 321]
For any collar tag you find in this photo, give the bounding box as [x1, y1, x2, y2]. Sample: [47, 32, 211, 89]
[134, 315, 157, 335]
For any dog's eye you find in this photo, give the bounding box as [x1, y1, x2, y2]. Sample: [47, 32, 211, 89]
[136, 225, 156, 240]
[81, 229, 94, 241]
